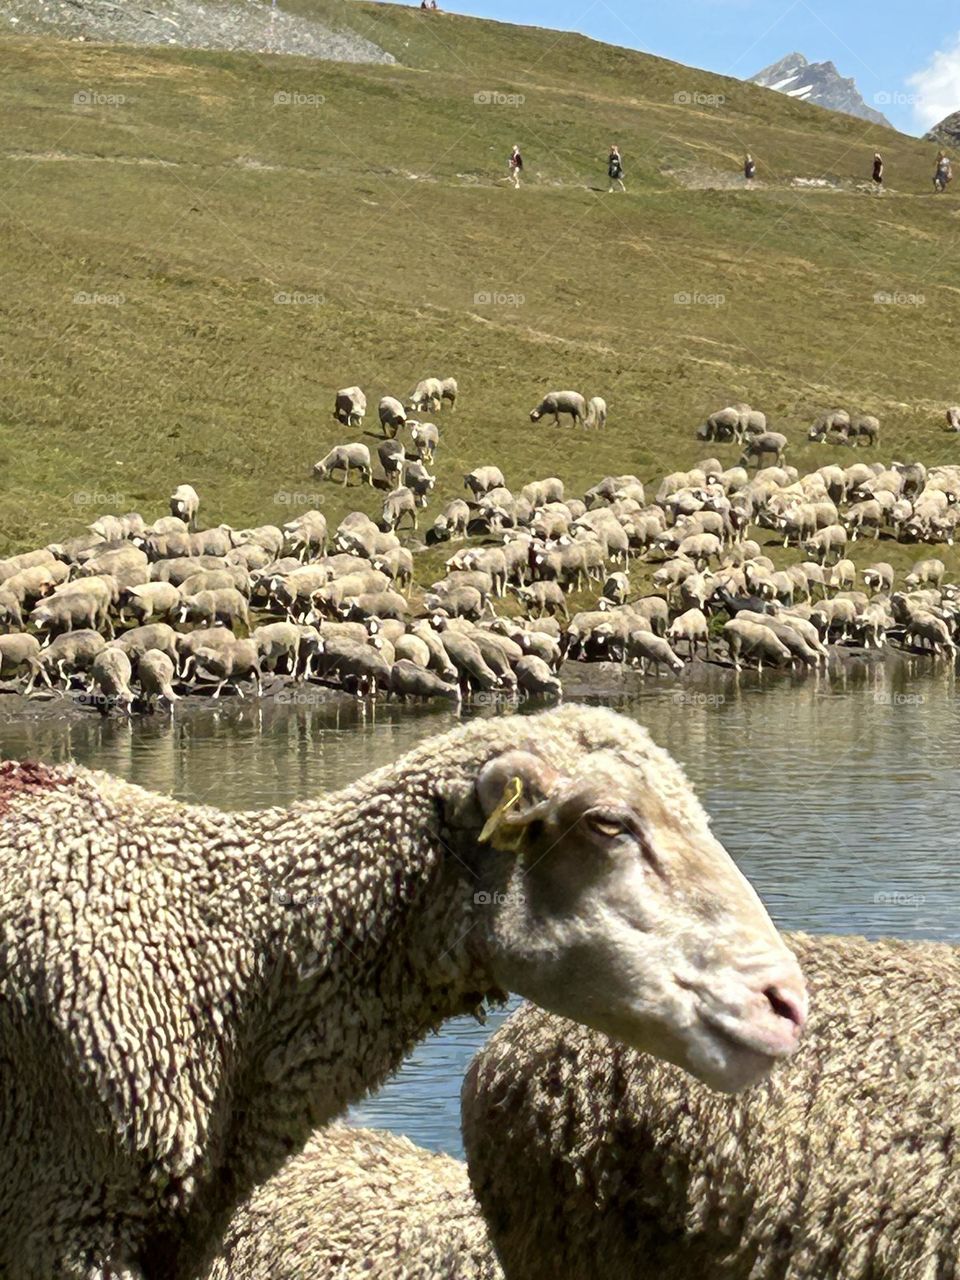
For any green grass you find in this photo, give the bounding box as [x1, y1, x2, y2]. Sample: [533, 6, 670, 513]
[1, 4, 959, 602]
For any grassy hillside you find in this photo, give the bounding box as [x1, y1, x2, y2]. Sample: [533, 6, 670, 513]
[1, 4, 958, 592]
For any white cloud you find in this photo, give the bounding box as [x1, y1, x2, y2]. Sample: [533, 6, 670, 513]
[907, 33, 960, 130]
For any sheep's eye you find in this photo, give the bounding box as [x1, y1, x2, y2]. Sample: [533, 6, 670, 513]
[585, 810, 630, 839]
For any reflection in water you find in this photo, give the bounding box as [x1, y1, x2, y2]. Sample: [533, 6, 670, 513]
[1, 659, 957, 1155]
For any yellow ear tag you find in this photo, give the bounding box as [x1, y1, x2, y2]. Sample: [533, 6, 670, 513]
[478, 775, 524, 848]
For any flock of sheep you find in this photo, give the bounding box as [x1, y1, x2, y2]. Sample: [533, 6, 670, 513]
[0, 384, 959, 712]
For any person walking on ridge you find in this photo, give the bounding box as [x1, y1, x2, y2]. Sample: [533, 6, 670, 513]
[744, 153, 756, 182]
[607, 144, 625, 192]
[872, 151, 884, 192]
[508, 144, 523, 188]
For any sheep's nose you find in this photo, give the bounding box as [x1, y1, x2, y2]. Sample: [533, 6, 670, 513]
[761, 980, 807, 1035]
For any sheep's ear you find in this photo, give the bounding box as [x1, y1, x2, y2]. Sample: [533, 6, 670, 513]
[476, 749, 561, 853]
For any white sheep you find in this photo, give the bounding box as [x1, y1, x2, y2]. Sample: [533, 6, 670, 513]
[528, 390, 587, 427]
[170, 483, 200, 529]
[333, 385, 366, 427]
[0, 706, 804, 1275]
[313, 443, 373, 486]
[462, 932, 957, 1280]
[200, 1125, 500, 1280]
[378, 395, 408, 437]
[585, 395, 607, 429]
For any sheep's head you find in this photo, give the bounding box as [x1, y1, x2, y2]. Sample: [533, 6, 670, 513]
[447, 713, 806, 1093]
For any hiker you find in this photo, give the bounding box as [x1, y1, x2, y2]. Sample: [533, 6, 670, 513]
[508, 144, 523, 188]
[872, 151, 884, 191]
[607, 144, 625, 193]
[744, 153, 756, 181]
[935, 150, 952, 192]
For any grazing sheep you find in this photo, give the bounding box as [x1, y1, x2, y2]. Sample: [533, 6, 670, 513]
[176, 627, 237, 679]
[378, 438, 407, 487]
[89, 645, 135, 712]
[863, 561, 894, 593]
[389, 658, 461, 703]
[179, 588, 251, 632]
[0, 633, 50, 693]
[409, 421, 439, 464]
[0, 703, 814, 1279]
[333, 385, 366, 428]
[405, 459, 436, 505]
[624, 630, 684, 675]
[585, 396, 607, 429]
[463, 932, 959, 1280]
[440, 376, 458, 411]
[905, 558, 946, 588]
[113, 623, 180, 672]
[946, 405, 960, 432]
[739, 432, 787, 469]
[253, 621, 301, 675]
[803, 524, 848, 565]
[431, 499, 471, 542]
[667, 608, 710, 658]
[138, 650, 179, 710]
[529, 391, 587, 427]
[170, 483, 200, 529]
[464, 467, 506, 498]
[382, 486, 419, 533]
[0, 547, 56, 583]
[723, 618, 792, 671]
[379, 395, 408, 437]
[121, 581, 181, 626]
[601, 572, 629, 605]
[282, 510, 327, 562]
[513, 581, 569, 621]
[39, 630, 106, 685]
[408, 377, 443, 414]
[313, 444, 373, 487]
[514, 654, 562, 699]
[200, 1125, 498, 1280]
[697, 406, 741, 443]
[194, 638, 262, 697]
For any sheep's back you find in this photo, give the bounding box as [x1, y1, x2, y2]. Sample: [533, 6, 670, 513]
[462, 931, 960, 1280]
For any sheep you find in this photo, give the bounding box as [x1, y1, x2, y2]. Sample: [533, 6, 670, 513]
[389, 658, 461, 703]
[282, 510, 327, 562]
[906, 609, 956, 655]
[199, 1125, 498, 1280]
[30, 588, 107, 641]
[850, 413, 880, 445]
[88, 512, 144, 542]
[3, 559, 69, 608]
[697, 406, 741, 442]
[179, 588, 251, 632]
[739, 431, 787, 468]
[439, 376, 458, 410]
[372, 546, 414, 591]
[382, 486, 419, 533]
[723, 618, 792, 671]
[405, 459, 436, 505]
[339, 590, 409, 624]
[253, 621, 301, 675]
[905, 558, 946, 589]
[333, 385, 366, 427]
[623, 630, 684, 675]
[379, 395, 407, 436]
[176, 626, 237, 679]
[89, 645, 135, 712]
[170, 483, 200, 529]
[0, 547, 56, 583]
[313, 444, 373, 486]
[408, 377, 443, 414]
[514, 653, 562, 698]
[529, 390, 587, 427]
[803, 523, 848, 565]
[0, 633, 50, 693]
[585, 395, 607, 429]
[112, 622, 180, 672]
[946, 405, 960, 431]
[667, 608, 710, 658]
[409, 420, 439, 464]
[462, 932, 960, 1280]
[311, 634, 392, 695]
[464, 466, 506, 498]
[808, 408, 850, 441]
[194, 637, 263, 697]
[38, 629, 106, 685]
[601, 572, 629, 605]
[138, 650, 179, 710]
[120, 581, 181, 625]
[377, 439, 406, 490]
[233, 525, 286, 559]
[863, 561, 895, 593]
[431, 499, 471, 542]
[513, 581, 569, 621]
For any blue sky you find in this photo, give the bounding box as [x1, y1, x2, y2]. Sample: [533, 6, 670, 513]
[393, 0, 960, 134]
